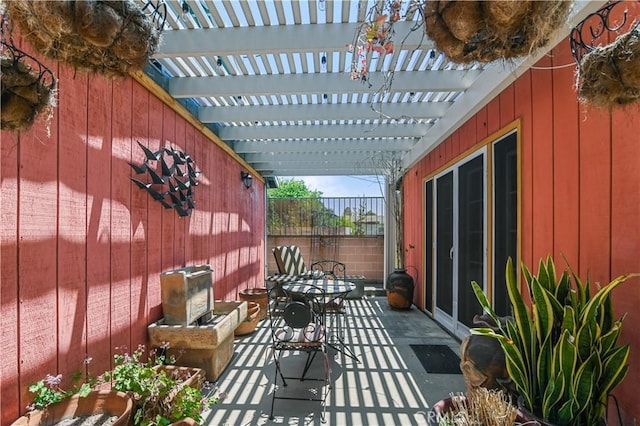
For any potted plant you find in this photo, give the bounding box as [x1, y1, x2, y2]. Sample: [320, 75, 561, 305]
[470, 256, 637, 425]
[372, 154, 414, 309]
[428, 387, 521, 426]
[103, 345, 220, 425]
[13, 373, 133, 426]
[15, 345, 221, 426]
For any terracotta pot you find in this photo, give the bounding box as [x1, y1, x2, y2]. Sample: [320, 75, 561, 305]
[170, 418, 198, 425]
[11, 390, 133, 425]
[234, 301, 261, 336]
[153, 365, 206, 390]
[239, 288, 268, 320]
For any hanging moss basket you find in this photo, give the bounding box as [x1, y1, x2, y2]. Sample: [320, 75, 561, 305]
[1, 47, 56, 132]
[5, 0, 162, 77]
[423, 0, 572, 64]
[577, 24, 640, 108]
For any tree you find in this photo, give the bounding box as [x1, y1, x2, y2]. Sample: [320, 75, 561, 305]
[369, 154, 405, 269]
[268, 178, 323, 198]
[267, 179, 331, 235]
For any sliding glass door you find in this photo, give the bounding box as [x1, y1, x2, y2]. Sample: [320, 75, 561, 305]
[423, 127, 519, 338]
[431, 150, 486, 337]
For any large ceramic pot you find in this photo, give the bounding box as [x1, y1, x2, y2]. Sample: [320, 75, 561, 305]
[11, 390, 133, 425]
[386, 268, 414, 310]
[460, 334, 509, 390]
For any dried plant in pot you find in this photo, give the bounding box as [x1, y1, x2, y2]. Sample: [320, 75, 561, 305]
[370, 154, 415, 310]
[471, 256, 638, 425]
[428, 387, 522, 426]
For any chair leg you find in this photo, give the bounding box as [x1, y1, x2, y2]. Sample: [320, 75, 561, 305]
[270, 349, 287, 420]
[320, 347, 332, 423]
[301, 350, 318, 380]
[269, 375, 276, 420]
[273, 351, 287, 387]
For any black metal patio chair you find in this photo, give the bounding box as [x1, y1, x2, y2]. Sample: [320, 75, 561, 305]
[267, 284, 331, 422]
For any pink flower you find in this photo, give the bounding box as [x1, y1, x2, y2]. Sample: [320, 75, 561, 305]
[44, 374, 62, 388]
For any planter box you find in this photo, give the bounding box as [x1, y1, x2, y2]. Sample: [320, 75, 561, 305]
[11, 391, 133, 426]
[160, 265, 214, 325]
[148, 301, 247, 381]
[153, 365, 206, 390]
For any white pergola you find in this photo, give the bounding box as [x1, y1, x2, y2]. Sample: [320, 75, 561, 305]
[143, 0, 603, 178]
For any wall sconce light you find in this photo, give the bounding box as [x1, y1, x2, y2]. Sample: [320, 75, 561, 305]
[241, 171, 253, 189]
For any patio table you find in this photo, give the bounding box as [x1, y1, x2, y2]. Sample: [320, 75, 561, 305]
[282, 278, 359, 362]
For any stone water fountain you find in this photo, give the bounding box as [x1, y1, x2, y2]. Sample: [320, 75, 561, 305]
[147, 265, 247, 380]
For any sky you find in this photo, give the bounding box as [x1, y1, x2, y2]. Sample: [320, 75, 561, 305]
[288, 175, 385, 197]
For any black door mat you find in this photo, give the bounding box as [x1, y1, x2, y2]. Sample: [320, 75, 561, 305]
[410, 344, 461, 374]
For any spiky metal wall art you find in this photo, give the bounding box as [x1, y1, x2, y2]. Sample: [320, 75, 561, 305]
[129, 141, 200, 217]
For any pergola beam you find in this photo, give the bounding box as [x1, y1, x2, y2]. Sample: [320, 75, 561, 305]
[233, 138, 417, 154]
[154, 22, 433, 58]
[169, 70, 483, 98]
[219, 123, 431, 140]
[199, 101, 451, 123]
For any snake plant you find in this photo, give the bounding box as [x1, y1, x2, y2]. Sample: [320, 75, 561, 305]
[471, 256, 637, 426]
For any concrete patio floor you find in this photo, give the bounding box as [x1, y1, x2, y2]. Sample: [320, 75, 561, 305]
[201, 296, 466, 425]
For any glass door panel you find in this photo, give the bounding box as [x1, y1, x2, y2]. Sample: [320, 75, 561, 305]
[435, 172, 454, 316]
[457, 156, 485, 328]
[493, 132, 518, 317]
[425, 180, 434, 314]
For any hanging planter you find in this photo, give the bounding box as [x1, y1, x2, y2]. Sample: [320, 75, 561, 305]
[577, 23, 640, 108]
[4, 0, 165, 77]
[423, 1, 572, 63]
[1, 17, 56, 133]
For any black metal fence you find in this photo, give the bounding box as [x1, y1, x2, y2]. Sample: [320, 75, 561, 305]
[267, 197, 385, 236]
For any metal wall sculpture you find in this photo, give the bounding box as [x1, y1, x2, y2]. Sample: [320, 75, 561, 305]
[130, 141, 199, 217]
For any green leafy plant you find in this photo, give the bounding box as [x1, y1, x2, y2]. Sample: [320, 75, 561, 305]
[27, 360, 95, 411]
[103, 345, 220, 426]
[471, 256, 637, 426]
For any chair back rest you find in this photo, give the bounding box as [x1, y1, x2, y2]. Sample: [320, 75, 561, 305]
[272, 245, 307, 276]
[310, 260, 346, 281]
[268, 285, 326, 345]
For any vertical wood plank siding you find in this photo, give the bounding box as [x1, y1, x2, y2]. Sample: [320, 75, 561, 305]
[0, 42, 265, 422]
[404, 36, 640, 422]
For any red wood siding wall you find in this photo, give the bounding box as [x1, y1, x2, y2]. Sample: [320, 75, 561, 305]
[404, 35, 640, 421]
[0, 41, 265, 423]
